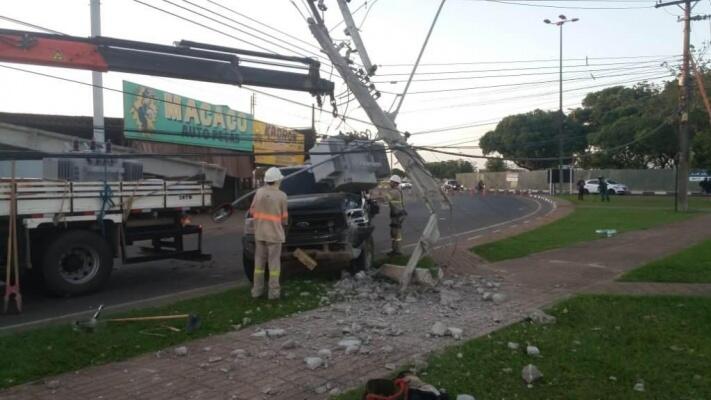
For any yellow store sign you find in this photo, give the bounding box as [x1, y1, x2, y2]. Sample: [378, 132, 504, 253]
[253, 121, 305, 166]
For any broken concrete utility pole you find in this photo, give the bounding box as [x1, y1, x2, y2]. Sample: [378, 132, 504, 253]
[306, 0, 450, 293]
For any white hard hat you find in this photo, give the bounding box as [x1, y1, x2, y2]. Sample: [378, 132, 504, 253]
[389, 175, 402, 184]
[264, 167, 284, 183]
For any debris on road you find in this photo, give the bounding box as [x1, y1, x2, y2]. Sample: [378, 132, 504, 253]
[526, 345, 541, 356]
[304, 357, 324, 370]
[633, 380, 645, 392]
[522, 364, 543, 384]
[527, 309, 557, 325]
[173, 346, 188, 357]
[431, 321, 448, 337]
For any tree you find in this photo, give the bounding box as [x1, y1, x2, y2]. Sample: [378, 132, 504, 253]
[484, 158, 507, 172]
[479, 109, 587, 170]
[575, 83, 678, 169]
[424, 159, 474, 179]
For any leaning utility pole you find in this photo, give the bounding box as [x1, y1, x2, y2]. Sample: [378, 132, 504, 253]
[306, 0, 450, 292]
[90, 0, 105, 145]
[656, 0, 696, 212]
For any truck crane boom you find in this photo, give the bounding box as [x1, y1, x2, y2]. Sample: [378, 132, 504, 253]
[0, 28, 335, 102]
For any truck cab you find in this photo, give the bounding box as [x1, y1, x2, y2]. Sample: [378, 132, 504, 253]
[241, 166, 378, 280]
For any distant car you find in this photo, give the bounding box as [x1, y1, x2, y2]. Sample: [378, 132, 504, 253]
[583, 179, 628, 195]
[400, 181, 413, 190]
[442, 180, 463, 191]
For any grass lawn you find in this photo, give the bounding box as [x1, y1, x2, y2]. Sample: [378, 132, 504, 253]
[473, 206, 693, 262]
[563, 194, 711, 211]
[621, 239, 711, 283]
[335, 295, 711, 400]
[0, 279, 328, 389]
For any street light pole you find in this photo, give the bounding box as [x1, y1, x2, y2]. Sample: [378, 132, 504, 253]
[544, 15, 578, 195]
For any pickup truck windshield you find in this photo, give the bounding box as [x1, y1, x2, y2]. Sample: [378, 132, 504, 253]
[279, 167, 332, 196]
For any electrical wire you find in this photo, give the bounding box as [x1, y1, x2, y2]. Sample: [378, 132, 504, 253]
[378, 54, 682, 67]
[465, 0, 655, 10]
[383, 68, 672, 95]
[0, 15, 66, 35]
[374, 62, 673, 83]
[373, 58, 679, 80]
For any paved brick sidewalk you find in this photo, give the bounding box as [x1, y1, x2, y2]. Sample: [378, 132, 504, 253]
[2, 202, 710, 400]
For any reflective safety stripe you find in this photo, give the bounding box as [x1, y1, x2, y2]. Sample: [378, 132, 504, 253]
[254, 268, 265, 274]
[252, 211, 282, 223]
[269, 271, 281, 277]
[389, 200, 403, 204]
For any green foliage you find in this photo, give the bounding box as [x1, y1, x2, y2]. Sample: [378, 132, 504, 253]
[621, 239, 711, 283]
[575, 83, 678, 169]
[0, 279, 328, 389]
[479, 74, 711, 170]
[337, 295, 711, 399]
[473, 202, 694, 262]
[479, 109, 587, 170]
[484, 158, 507, 172]
[424, 159, 474, 179]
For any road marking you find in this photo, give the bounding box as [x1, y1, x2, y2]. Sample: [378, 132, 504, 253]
[468, 235, 483, 241]
[402, 195, 545, 250]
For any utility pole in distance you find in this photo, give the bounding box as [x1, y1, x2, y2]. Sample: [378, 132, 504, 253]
[656, 0, 697, 212]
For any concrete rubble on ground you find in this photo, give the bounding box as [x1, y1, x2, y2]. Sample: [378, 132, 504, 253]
[527, 309, 557, 325]
[526, 345, 541, 356]
[89, 269, 521, 398]
[522, 364, 543, 384]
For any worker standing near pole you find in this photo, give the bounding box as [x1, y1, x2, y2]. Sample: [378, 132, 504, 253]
[250, 167, 288, 300]
[386, 175, 407, 256]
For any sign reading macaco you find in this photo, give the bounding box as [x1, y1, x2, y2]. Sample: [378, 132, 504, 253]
[123, 81, 253, 151]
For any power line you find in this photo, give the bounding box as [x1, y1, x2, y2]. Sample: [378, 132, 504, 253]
[0, 14, 67, 35]
[378, 54, 681, 67]
[373, 62, 673, 83]
[464, 0, 655, 10]
[373, 57, 679, 77]
[383, 68, 672, 95]
[399, 71, 672, 113]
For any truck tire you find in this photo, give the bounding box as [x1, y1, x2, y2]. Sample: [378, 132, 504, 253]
[243, 253, 255, 283]
[350, 236, 374, 273]
[42, 230, 113, 296]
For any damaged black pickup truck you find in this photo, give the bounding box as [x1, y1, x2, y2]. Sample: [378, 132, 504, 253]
[241, 166, 380, 281]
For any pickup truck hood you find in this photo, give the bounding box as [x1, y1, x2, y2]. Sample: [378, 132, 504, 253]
[287, 193, 352, 213]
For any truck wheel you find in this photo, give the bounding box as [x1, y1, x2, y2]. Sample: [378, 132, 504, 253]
[243, 254, 255, 283]
[42, 230, 113, 296]
[350, 236, 374, 273]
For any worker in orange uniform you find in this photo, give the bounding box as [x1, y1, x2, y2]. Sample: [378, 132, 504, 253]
[250, 167, 288, 300]
[386, 175, 407, 256]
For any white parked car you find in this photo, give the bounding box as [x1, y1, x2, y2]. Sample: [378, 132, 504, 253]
[400, 181, 413, 190]
[583, 179, 628, 195]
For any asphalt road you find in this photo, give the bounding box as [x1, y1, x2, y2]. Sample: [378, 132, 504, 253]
[0, 193, 549, 330]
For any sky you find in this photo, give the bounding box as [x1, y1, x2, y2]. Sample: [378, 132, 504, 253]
[1, 0, 710, 168]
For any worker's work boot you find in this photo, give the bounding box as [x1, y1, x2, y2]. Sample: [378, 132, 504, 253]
[251, 267, 265, 298]
[268, 288, 280, 300]
[268, 270, 281, 300]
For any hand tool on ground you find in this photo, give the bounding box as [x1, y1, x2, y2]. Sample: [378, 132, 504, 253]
[74, 305, 200, 333]
[107, 314, 201, 333]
